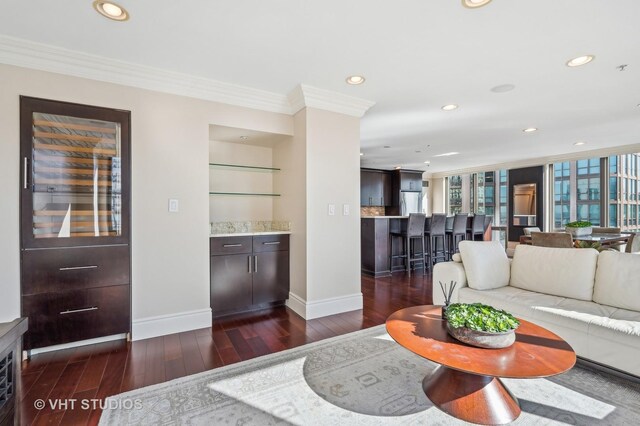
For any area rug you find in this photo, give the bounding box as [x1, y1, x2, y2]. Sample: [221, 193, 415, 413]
[100, 325, 640, 425]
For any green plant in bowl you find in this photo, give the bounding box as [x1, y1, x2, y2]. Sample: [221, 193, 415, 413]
[445, 303, 520, 333]
[565, 221, 592, 228]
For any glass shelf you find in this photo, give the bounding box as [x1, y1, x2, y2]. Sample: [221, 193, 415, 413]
[209, 163, 280, 172]
[209, 192, 281, 197]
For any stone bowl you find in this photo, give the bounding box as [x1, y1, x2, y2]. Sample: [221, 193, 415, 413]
[446, 323, 517, 349]
[565, 226, 592, 237]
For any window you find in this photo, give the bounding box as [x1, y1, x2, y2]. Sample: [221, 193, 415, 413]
[553, 162, 571, 227]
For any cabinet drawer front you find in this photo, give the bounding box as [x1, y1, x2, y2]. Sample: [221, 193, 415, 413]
[22, 285, 130, 350]
[21, 245, 130, 295]
[252, 235, 290, 252]
[210, 236, 253, 255]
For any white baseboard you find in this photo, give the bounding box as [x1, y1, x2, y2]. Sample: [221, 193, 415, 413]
[286, 292, 363, 320]
[132, 308, 212, 341]
[28, 333, 127, 356]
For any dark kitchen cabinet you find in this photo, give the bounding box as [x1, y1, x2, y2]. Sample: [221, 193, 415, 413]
[399, 171, 423, 192]
[210, 234, 290, 317]
[361, 169, 392, 206]
[19, 97, 131, 351]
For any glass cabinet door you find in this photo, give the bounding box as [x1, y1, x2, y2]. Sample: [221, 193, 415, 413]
[21, 97, 130, 248]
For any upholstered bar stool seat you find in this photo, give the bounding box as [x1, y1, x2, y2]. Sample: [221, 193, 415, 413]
[467, 214, 486, 241]
[425, 213, 447, 270]
[390, 213, 427, 276]
[446, 213, 468, 260]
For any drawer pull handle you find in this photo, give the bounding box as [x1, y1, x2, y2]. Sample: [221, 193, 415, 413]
[59, 265, 98, 271]
[223, 244, 243, 248]
[60, 307, 99, 315]
[263, 241, 280, 245]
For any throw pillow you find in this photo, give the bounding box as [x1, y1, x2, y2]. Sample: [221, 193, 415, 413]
[593, 251, 640, 311]
[458, 241, 510, 290]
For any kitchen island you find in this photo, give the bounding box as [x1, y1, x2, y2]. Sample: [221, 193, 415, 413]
[361, 216, 410, 277]
[361, 215, 492, 277]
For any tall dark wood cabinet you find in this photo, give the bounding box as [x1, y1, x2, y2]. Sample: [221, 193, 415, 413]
[19, 97, 131, 351]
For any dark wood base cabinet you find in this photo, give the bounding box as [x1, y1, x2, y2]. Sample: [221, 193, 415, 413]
[210, 234, 290, 318]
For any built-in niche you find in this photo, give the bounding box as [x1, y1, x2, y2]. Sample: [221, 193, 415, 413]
[508, 166, 544, 241]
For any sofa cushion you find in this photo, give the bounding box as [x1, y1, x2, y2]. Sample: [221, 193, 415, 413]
[510, 245, 598, 301]
[458, 241, 510, 290]
[593, 251, 640, 311]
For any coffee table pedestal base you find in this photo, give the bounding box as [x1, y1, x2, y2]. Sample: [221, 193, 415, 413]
[422, 366, 521, 425]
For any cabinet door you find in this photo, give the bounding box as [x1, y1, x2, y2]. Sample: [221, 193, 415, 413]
[360, 171, 375, 206]
[210, 254, 253, 312]
[400, 171, 422, 192]
[252, 251, 290, 305]
[20, 97, 131, 249]
[382, 172, 392, 206]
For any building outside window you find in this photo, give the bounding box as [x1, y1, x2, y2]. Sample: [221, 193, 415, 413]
[552, 153, 640, 231]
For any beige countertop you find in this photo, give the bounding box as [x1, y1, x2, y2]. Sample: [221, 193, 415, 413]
[210, 231, 291, 237]
[361, 216, 409, 219]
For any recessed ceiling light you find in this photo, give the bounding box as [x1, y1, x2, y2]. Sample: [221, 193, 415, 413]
[574, 141, 586, 146]
[239, 136, 249, 140]
[566, 55, 595, 67]
[93, 1, 129, 21]
[360, 152, 364, 156]
[346, 75, 365, 85]
[491, 84, 516, 93]
[424, 161, 431, 164]
[523, 127, 538, 133]
[433, 152, 459, 157]
[441, 104, 459, 111]
[462, 0, 492, 9]
[395, 166, 402, 170]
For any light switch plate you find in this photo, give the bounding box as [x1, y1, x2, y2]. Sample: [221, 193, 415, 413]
[343, 204, 350, 216]
[328, 204, 335, 216]
[168, 199, 179, 213]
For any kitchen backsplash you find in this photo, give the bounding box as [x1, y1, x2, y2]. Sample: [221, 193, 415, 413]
[361, 206, 386, 216]
[210, 220, 291, 234]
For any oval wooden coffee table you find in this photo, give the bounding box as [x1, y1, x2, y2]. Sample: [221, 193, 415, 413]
[386, 305, 576, 425]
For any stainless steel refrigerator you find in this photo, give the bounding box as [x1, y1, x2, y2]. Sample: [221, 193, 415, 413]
[400, 191, 422, 215]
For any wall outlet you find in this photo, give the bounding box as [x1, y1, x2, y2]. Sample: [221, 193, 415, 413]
[168, 199, 179, 213]
[328, 204, 335, 216]
[343, 204, 350, 216]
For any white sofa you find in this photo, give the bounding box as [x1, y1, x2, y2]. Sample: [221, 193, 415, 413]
[433, 241, 640, 377]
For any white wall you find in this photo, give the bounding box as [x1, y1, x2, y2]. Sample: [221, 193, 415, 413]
[273, 112, 307, 301]
[0, 64, 293, 335]
[208, 140, 274, 222]
[431, 177, 446, 213]
[305, 108, 362, 305]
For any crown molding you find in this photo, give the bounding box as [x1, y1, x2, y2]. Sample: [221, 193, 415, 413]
[0, 35, 376, 118]
[289, 84, 375, 118]
[0, 35, 291, 114]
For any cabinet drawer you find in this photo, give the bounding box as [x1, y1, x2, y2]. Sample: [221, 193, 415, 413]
[22, 285, 130, 350]
[210, 236, 253, 255]
[252, 235, 290, 252]
[21, 245, 130, 295]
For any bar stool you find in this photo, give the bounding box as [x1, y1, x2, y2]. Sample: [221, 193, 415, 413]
[444, 216, 454, 256]
[447, 213, 468, 259]
[390, 213, 426, 276]
[425, 213, 447, 269]
[467, 214, 486, 241]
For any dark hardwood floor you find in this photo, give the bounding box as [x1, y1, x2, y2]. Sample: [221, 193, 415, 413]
[19, 272, 433, 425]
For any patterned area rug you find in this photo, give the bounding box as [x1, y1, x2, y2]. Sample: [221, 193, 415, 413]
[100, 325, 640, 425]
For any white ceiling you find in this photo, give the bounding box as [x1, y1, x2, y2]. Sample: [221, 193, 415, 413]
[2, 0, 639, 173]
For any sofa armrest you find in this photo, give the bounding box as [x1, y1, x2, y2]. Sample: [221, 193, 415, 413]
[432, 261, 468, 305]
